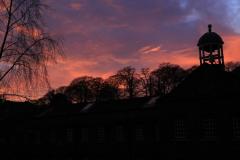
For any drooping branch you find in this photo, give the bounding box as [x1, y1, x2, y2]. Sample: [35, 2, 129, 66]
[0, 37, 53, 81]
[0, 93, 31, 101]
[0, 0, 13, 58]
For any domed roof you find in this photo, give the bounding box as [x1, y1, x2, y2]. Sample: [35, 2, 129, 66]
[197, 25, 224, 47]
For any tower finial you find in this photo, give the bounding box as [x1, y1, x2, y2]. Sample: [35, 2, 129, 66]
[208, 24, 212, 32]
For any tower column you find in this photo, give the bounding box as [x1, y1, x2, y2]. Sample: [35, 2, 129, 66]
[217, 48, 221, 64]
[221, 46, 224, 66]
[199, 48, 202, 65]
[202, 50, 205, 64]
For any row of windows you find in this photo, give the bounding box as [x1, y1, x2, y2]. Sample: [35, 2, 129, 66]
[0, 119, 240, 145]
[233, 119, 240, 138]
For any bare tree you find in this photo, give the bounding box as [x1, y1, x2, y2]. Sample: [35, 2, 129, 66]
[140, 68, 153, 97]
[0, 0, 62, 99]
[151, 63, 186, 95]
[116, 66, 140, 99]
[88, 77, 104, 102]
[98, 81, 119, 101]
[64, 76, 119, 103]
[65, 76, 93, 103]
[105, 75, 121, 99]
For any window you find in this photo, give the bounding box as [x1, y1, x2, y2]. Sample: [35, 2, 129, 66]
[23, 129, 33, 144]
[0, 136, 6, 145]
[155, 125, 161, 142]
[34, 131, 41, 145]
[135, 126, 144, 141]
[80, 128, 88, 143]
[23, 132, 29, 144]
[233, 118, 240, 139]
[96, 127, 105, 143]
[9, 135, 16, 145]
[174, 120, 185, 140]
[66, 128, 73, 143]
[202, 119, 216, 139]
[49, 130, 56, 144]
[115, 126, 124, 142]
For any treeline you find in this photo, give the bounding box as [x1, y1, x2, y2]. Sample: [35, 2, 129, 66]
[41, 62, 240, 104]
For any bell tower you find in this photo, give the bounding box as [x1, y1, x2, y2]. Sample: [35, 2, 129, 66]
[197, 24, 224, 69]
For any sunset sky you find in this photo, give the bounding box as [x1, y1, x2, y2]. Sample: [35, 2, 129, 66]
[45, 0, 240, 89]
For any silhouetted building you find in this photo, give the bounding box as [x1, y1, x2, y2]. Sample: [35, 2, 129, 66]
[198, 24, 225, 69]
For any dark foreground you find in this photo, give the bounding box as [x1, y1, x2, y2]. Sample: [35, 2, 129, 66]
[1, 65, 240, 160]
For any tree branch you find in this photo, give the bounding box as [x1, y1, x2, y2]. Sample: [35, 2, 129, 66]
[0, 37, 47, 81]
[12, 0, 27, 14]
[0, 0, 13, 58]
[0, 93, 31, 101]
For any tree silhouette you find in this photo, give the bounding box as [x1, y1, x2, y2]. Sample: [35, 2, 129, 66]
[65, 76, 93, 103]
[104, 75, 121, 99]
[88, 77, 104, 102]
[37, 63, 192, 104]
[140, 68, 154, 97]
[98, 82, 119, 101]
[232, 65, 240, 79]
[64, 76, 120, 103]
[186, 65, 198, 74]
[0, 0, 62, 97]
[115, 66, 140, 99]
[225, 62, 240, 72]
[151, 63, 186, 96]
[49, 93, 70, 107]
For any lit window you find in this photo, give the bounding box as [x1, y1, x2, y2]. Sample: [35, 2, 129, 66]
[175, 120, 185, 140]
[96, 127, 105, 143]
[135, 126, 144, 141]
[233, 118, 240, 139]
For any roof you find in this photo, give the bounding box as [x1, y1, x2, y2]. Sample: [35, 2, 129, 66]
[197, 25, 224, 52]
[165, 64, 240, 101]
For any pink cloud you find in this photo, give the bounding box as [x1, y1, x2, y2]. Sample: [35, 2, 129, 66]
[139, 45, 162, 54]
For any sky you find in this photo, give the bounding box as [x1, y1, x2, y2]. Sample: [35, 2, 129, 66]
[45, 0, 240, 89]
